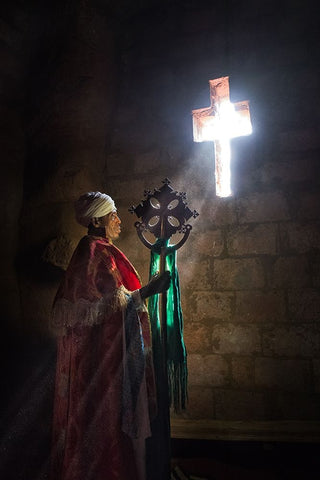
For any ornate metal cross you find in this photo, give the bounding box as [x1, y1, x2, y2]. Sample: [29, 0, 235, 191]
[192, 76, 252, 197]
[129, 178, 198, 252]
[129, 177, 198, 350]
[129, 179, 198, 480]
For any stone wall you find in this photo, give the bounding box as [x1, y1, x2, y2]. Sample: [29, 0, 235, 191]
[0, 2, 33, 324]
[105, 0, 320, 422]
[1, 0, 319, 426]
[0, 1, 119, 334]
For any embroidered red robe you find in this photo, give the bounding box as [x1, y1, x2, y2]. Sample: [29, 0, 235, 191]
[50, 235, 157, 480]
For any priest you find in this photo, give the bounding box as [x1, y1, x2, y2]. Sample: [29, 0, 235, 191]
[50, 191, 170, 480]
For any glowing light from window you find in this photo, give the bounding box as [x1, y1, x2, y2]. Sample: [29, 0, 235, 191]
[192, 77, 252, 197]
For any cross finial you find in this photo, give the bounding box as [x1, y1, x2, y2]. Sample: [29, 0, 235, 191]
[129, 179, 198, 251]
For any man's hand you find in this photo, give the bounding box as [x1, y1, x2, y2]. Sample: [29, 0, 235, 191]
[140, 271, 171, 300]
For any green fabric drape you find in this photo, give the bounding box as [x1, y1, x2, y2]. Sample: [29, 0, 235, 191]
[148, 239, 187, 411]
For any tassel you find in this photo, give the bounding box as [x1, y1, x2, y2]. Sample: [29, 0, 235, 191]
[148, 240, 188, 412]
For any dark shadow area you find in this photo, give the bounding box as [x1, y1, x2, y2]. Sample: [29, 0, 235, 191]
[0, 322, 56, 480]
[171, 438, 320, 479]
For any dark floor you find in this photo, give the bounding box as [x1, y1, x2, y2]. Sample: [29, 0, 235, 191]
[171, 438, 320, 480]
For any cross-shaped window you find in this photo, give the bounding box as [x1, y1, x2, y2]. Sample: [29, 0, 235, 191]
[192, 76, 252, 197]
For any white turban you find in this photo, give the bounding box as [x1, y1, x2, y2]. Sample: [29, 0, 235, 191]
[74, 192, 116, 227]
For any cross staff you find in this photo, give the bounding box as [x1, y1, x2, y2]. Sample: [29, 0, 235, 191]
[129, 178, 198, 356]
[192, 76, 252, 197]
[129, 178, 198, 480]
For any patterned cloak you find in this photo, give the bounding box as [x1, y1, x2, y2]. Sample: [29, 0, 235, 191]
[50, 235, 157, 480]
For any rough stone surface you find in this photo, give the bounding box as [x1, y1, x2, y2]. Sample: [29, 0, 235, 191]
[190, 291, 234, 322]
[260, 154, 320, 187]
[42, 236, 77, 270]
[288, 289, 320, 322]
[277, 392, 320, 420]
[262, 325, 320, 357]
[279, 222, 320, 254]
[215, 389, 266, 420]
[213, 258, 265, 290]
[180, 259, 211, 291]
[227, 224, 278, 256]
[183, 322, 212, 354]
[231, 357, 255, 387]
[272, 256, 310, 288]
[312, 359, 320, 394]
[237, 192, 290, 224]
[255, 358, 312, 392]
[187, 229, 224, 258]
[235, 290, 286, 323]
[188, 354, 229, 387]
[174, 386, 214, 419]
[207, 198, 238, 226]
[278, 129, 320, 152]
[312, 253, 320, 288]
[212, 324, 261, 355]
[297, 192, 320, 220]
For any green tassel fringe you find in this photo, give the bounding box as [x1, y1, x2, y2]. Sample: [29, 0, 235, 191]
[148, 240, 188, 412]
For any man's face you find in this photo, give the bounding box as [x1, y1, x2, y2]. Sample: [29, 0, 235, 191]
[102, 211, 121, 241]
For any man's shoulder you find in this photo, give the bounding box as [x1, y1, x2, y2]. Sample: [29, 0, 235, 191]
[78, 235, 109, 247]
[77, 235, 113, 257]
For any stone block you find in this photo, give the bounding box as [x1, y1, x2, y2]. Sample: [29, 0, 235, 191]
[20, 202, 82, 250]
[191, 291, 234, 322]
[112, 115, 162, 151]
[42, 235, 77, 270]
[288, 289, 320, 322]
[207, 197, 238, 226]
[260, 153, 320, 187]
[106, 152, 156, 176]
[177, 162, 217, 201]
[262, 325, 320, 357]
[227, 224, 278, 256]
[279, 128, 320, 152]
[214, 258, 265, 290]
[237, 192, 290, 223]
[183, 321, 212, 354]
[312, 359, 320, 394]
[32, 165, 98, 204]
[312, 253, 320, 288]
[179, 259, 211, 291]
[297, 192, 320, 221]
[277, 392, 320, 420]
[173, 386, 214, 419]
[272, 255, 310, 288]
[188, 354, 229, 387]
[215, 389, 266, 420]
[279, 222, 320, 254]
[231, 357, 254, 387]
[235, 290, 286, 323]
[133, 150, 163, 175]
[255, 357, 311, 392]
[211, 324, 261, 355]
[187, 229, 224, 258]
[107, 178, 155, 202]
